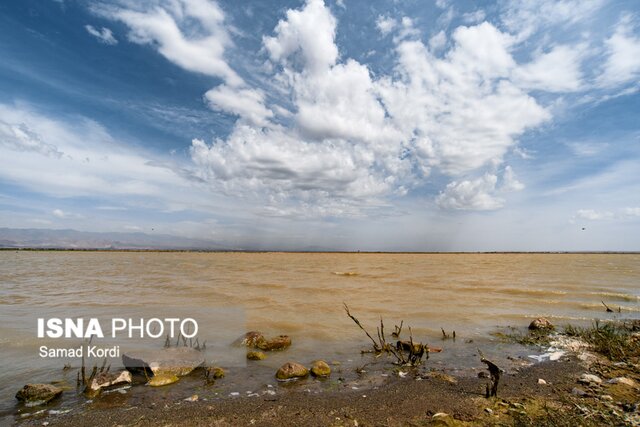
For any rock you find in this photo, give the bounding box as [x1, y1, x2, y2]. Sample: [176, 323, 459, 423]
[425, 371, 457, 384]
[529, 317, 554, 330]
[538, 378, 547, 385]
[607, 377, 637, 387]
[600, 394, 613, 401]
[247, 351, 266, 360]
[237, 331, 265, 347]
[484, 408, 494, 415]
[578, 373, 602, 385]
[184, 394, 198, 402]
[87, 370, 132, 393]
[310, 360, 331, 377]
[571, 387, 588, 397]
[256, 335, 292, 351]
[275, 362, 309, 381]
[206, 366, 225, 379]
[147, 373, 179, 387]
[15, 384, 63, 406]
[123, 347, 205, 377]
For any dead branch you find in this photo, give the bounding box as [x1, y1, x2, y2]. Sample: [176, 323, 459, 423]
[478, 349, 501, 398]
[601, 301, 613, 313]
[344, 303, 381, 352]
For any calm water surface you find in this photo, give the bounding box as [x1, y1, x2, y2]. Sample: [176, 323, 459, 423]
[1, 252, 639, 421]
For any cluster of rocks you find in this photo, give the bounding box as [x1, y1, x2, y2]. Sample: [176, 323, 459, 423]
[239, 331, 292, 361]
[275, 360, 331, 380]
[16, 331, 331, 408]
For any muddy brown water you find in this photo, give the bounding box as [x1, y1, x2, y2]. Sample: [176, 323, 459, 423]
[1, 252, 639, 422]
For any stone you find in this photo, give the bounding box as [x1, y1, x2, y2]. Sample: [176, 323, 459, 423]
[15, 384, 63, 406]
[578, 373, 602, 385]
[206, 366, 225, 379]
[256, 335, 292, 351]
[87, 370, 132, 393]
[600, 395, 613, 401]
[147, 373, 179, 387]
[247, 351, 266, 360]
[538, 378, 547, 385]
[607, 377, 637, 387]
[238, 331, 265, 347]
[571, 387, 588, 397]
[528, 317, 554, 330]
[484, 408, 494, 415]
[123, 347, 205, 377]
[310, 360, 331, 377]
[275, 362, 309, 381]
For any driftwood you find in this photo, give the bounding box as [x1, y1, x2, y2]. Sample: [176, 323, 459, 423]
[601, 301, 614, 313]
[344, 303, 428, 366]
[478, 349, 501, 398]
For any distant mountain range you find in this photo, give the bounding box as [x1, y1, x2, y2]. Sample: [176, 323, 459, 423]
[0, 228, 232, 250]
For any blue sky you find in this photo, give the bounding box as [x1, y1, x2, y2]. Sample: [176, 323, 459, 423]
[0, 0, 639, 251]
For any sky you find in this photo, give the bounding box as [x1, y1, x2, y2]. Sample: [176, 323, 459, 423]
[0, 0, 639, 251]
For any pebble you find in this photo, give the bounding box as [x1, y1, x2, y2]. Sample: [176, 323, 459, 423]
[578, 373, 602, 385]
[538, 378, 547, 385]
[572, 387, 588, 397]
[229, 392, 240, 396]
[607, 377, 637, 387]
[184, 395, 198, 402]
[600, 395, 613, 401]
[484, 408, 494, 415]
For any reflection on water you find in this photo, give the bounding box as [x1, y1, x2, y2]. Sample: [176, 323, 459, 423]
[1, 252, 639, 419]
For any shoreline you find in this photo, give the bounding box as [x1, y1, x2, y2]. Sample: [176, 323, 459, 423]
[3, 248, 640, 254]
[13, 322, 640, 427]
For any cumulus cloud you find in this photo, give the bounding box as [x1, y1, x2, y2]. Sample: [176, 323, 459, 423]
[598, 14, 640, 88]
[84, 25, 118, 45]
[89, 0, 620, 217]
[263, 0, 338, 74]
[204, 85, 273, 126]
[184, 1, 560, 216]
[52, 209, 66, 218]
[436, 174, 504, 211]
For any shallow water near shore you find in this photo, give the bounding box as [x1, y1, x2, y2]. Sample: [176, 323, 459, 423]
[1, 252, 639, 423]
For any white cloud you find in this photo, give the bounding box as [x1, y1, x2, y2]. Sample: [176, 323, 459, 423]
[204, 85, 273, 126]
[598, 14, 640, 88]
[52, 209, 66, 218]
[501, 166, 525, 192]
[0, 103, 229, 216]
[94, 0, 242, 85]
[84, 25, 118, 45]
[436, 174, 504, 211]
[263, 0, 338, 74]
[186, 2, 559, 215]
[428, 30, 446, 52]
[462, 10, 486, 25]
[501, 0, 606, 41]
[575, 209, 614, 220]
[513, 45, 584, 92]
[376, 15, 397, 36]
[623, 207, 640, 217]
[0, 119, 63, 158]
